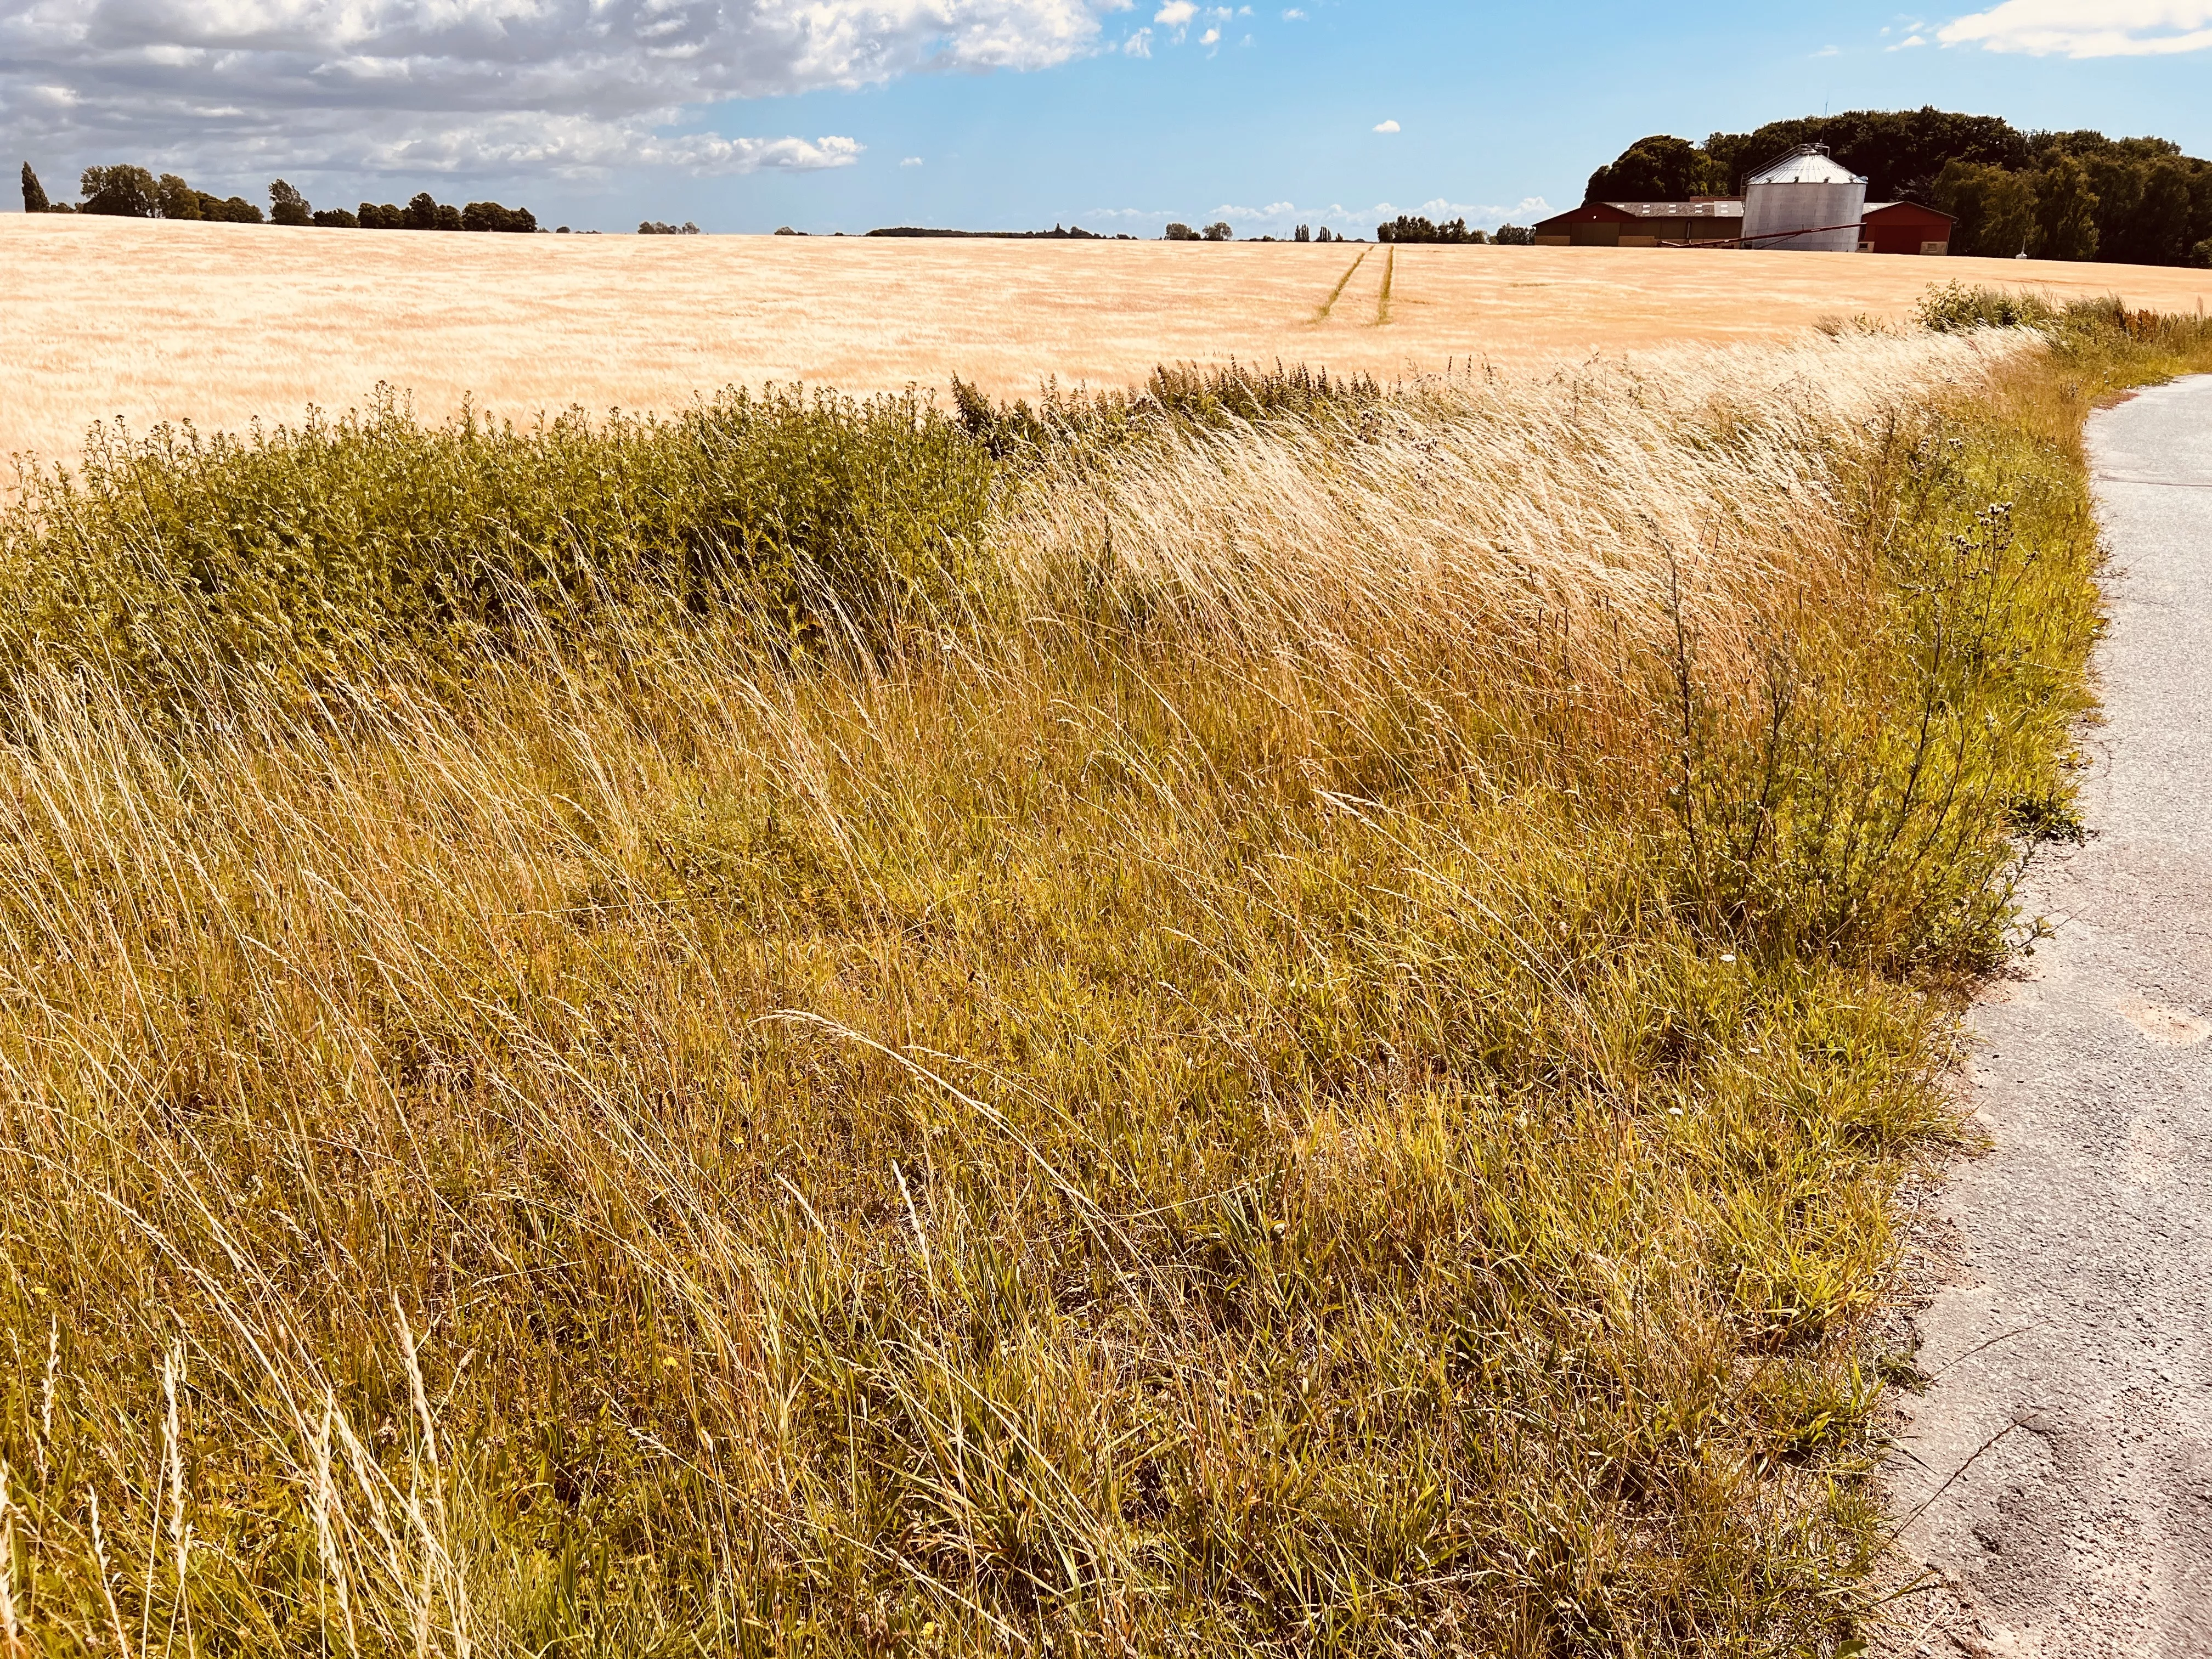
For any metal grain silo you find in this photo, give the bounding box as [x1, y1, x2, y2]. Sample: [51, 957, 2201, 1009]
[1741, 144, 1866, 253]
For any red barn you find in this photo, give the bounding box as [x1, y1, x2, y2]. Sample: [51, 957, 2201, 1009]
[1860, 201, 1954, 256]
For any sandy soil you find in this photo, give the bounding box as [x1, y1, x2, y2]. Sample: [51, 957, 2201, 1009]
[7, 214, 2211, 470]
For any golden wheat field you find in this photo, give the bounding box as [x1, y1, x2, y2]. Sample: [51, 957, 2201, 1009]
[7, 212, 2210, 470]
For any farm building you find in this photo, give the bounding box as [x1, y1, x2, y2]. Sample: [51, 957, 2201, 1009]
[1859, 200, 1955, 256]
[1533, 194, 1951, 255]
[1742, 144, 1866, 252]
[1532, 200, 1745, 247]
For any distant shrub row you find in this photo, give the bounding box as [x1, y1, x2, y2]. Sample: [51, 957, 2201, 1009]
[1156, 217, 1536, 245]
[19, 163, 540, 233]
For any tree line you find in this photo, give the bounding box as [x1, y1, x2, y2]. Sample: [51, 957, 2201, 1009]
[20, 164, 541, 233]
[1584, 108, 2212, 266]
[1375, 215, 1536, 244]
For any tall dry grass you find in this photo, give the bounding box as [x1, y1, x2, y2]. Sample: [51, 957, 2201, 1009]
[0, 311, 2187, 1654]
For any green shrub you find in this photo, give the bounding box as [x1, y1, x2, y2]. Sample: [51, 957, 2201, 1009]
[1916, 281, 2056, 333]
[19, 161, 48, 213]
[466, 200, 539, 232]
[0, 387, 997, 703]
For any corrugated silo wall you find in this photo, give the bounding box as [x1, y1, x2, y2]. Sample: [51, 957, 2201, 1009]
[1742, 180, 1866, 252]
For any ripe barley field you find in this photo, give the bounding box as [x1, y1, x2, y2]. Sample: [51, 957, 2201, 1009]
[5, 213, 2211, 471]
[3, 236, 2212, 1655]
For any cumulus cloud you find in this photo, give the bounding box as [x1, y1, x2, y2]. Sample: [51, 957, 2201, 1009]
[0, 0, 1124, 181]
[1937, 1, 2212, 55]
[900, 155, 923, 166]
[1199, 25, 1218, 43]
[1373, 119, 1400, 133]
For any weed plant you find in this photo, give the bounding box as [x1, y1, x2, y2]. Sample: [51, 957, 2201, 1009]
[0, 301, 2207, 1656]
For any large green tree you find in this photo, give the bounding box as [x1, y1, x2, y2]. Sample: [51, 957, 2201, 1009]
[1934, 161, 2038, 258]
[2035, 156, 2101, 261]
[79, 163, 160, 217]
[1584, 134, 1719, 203]
[268, 179, 313, 226]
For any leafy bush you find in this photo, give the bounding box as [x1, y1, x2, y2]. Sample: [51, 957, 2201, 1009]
[637, 219, 701, 235]
[1201, 220, 1233, 240]
[201, 193, 264, 223]
[311, 207, 359, 228]
[0, 387, 998, 702]
[1163, 221, 1199, 240]
[1916, 281, 2056, 333]
[156, 173, 199, 219]
[19, 161, 48, 213]
[1493, 222, 1536, 244]
[466, 200, 539, 232]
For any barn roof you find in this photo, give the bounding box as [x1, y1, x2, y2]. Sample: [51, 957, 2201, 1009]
[1746, 145, 1866, 187]
[1606, 200, 1745, 219]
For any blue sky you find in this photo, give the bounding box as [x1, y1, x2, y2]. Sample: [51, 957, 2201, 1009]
[4, 1, 2210, 235]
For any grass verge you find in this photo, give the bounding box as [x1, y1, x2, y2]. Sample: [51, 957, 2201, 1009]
[0, 299, 2207, 1656]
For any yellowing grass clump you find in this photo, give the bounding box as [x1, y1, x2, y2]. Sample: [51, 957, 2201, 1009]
[0, 309, 2196, 1655]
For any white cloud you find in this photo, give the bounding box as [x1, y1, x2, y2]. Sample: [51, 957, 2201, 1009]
[900, 155, 923, 166]
[0, 0, 1125, 183]
[1282, 5, 1306, 14]
[1200, 25, 1220, 43]
[1813, 43, 1840, 55]
[1373, 119, 1400, 133]
[1155, 1, 1198, 22]
[1937, 1, 2212, 55]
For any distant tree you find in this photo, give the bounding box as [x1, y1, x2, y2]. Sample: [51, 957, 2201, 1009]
[435, 202, 463, 231]
[1933, 160, 2036, 257]
[1163, 222, 1199, 240]
[1313, 226, 1334, 242]
[20, 162, 48, 213]
[1377, 214, 1482, 243]
[466, 201, 539, 232]
[1584, 134, 1717, 204]
[193, 192, 263, 223]
[1492, 223, 1535, 245]
[80, 165, 160, 217]
[2192, 237, 2212, 269]
[404, 192, 440, 230]
[2034, 156, 2100, 261]
[359, 203, 400, 229]
[1201, 221, 1233, 240]
[2130, 158, 2195, 265]
[312, 207, 360, 227]
[157, 174, 200, 219]
[774, 225, 803, 235]
[1293, 223, 1310, 242]
[636, 219, 699, 235]
[269, 179, 312, 226]
[1705, 107, 2030, 198]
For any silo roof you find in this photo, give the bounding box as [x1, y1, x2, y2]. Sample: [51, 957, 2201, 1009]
[1746, 145, 1866, 187]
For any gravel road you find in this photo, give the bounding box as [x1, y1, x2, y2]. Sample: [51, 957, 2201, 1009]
[1885, 375, 2212, 1655]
